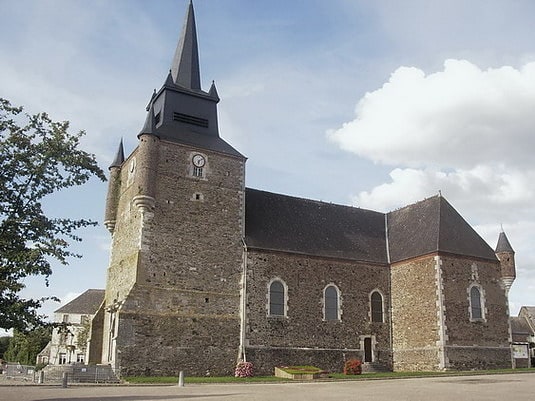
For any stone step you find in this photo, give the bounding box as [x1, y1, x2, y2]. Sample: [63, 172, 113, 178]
[362, 362, 391, 373]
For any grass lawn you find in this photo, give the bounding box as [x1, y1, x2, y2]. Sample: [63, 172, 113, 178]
[124, 367, 535, 384]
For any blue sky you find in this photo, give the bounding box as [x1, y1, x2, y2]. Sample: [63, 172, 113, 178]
[1, 0, 535, 326]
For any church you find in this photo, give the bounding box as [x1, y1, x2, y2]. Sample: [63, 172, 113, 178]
[89, 2, 516, 376]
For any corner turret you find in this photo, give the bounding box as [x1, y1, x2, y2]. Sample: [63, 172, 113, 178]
[104, 139, 125, 233]
[495, 229, 516, 294]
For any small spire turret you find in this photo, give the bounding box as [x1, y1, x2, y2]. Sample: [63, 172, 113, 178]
[495, 230, 516, 294]
[138, 104, 158, 138]
[109, 139, 125, 170]
[209, 80, 220, 101]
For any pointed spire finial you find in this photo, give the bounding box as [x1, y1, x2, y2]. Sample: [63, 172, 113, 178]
[109, 138, 125, 169]
[209, 80, 220, 101]
[171, 1, 201, 90]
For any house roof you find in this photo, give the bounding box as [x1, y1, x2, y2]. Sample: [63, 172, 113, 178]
[245, 188, 388, 263]
[55, 289, 105, 315]
[519, 306, 535, 331]
[387, 195, 498, 263]
[510, 316, 534, 342]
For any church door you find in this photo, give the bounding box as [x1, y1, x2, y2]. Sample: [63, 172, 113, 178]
[364, 337, 373, 362]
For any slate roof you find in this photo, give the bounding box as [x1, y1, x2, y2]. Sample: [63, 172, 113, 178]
[55, 289, 105, 315]
[387, 196, 498, 263]
[519, 306, 535, 331]
[245, 190, 498, 264]
[496, 231, 515, 253]
[136, 1, 244, 160]
[109, 139, 125, 169]
[155, 124, 244, 159]
[510, 316, 534, 342]
[245, 188, 388, 263]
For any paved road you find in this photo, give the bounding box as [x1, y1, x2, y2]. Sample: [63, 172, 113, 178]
[2, 373, 534, 401]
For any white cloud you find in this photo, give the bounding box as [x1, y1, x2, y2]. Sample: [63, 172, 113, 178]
[354, 166, 535, 220]
[328, 59, 535, 169]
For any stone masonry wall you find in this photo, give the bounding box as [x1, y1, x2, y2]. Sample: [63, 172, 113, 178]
[245, 250, 391, 374]
[110, 139, 245, 376]
[440, 255, 512, 369]
[101, 147, 144, 364]
[391, 256, 440, 371]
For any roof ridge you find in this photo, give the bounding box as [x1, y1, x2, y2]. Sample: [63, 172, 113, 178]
[245, 187, 383, 215]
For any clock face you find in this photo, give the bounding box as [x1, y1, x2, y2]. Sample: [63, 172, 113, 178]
[192, 154, 206, 167]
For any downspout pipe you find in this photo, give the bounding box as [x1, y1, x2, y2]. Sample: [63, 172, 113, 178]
[239, 237, 248, 362]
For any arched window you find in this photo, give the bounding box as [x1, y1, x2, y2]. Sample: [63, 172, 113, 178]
[324, 285, 340, 321]
[469, 285, 484, 320]
[269, 279, 286, 317]
[370, 291, 383, 323]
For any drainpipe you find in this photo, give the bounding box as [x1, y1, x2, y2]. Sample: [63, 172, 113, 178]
[239, 238, 248, 362]
[385, 213, 394, 370]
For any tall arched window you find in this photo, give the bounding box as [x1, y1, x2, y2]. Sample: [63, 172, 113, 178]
[370, 291, 383, 323]
[324, 285, 340, 321]
[470, 285, 484, 320]
[269, 279, 286, 317]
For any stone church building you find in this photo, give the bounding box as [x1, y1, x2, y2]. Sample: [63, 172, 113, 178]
[89, 2, 517, 376]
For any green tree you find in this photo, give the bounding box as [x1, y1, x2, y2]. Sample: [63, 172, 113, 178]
[0, 336, 11, 359]
[3, 327, 51, 365]
[0, 98, 106, 331]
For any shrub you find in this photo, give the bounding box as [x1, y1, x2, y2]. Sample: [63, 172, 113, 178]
[343, 358, 362, 375]
[235, 361, 254, 378]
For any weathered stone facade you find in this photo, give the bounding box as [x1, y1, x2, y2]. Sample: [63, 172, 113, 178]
[244, 250, 391, 374]
[92, 2, 517, 377]
[101, 137, 245, 376]
[391, 254, 512, 371]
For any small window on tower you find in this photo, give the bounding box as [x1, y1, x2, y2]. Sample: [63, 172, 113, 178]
[193, 166, 203, 177]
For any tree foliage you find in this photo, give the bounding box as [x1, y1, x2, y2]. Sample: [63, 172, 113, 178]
[0, 336, 11, 360]
[0, 98, 106, 331]
[3, 327, 52, 365]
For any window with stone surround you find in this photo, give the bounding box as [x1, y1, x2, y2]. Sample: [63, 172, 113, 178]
[268, 279, 287, 317]
[370, 291, 384, 323]
[324, 284, 341, 321]
[469, 284, 486, 321]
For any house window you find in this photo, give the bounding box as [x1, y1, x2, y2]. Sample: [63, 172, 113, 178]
[80, 315, 88, 325]
[59, 353, 67, 365]
[324, 285, 340, 321]
[469, 285, 485, 321]
[76, 354, 85, 364]
[62, 314, 69, 323]
[268, 279, 286, 317]
[370, 291, 384, 323]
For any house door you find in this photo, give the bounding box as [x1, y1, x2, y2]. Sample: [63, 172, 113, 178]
[364, 337, 373, 362]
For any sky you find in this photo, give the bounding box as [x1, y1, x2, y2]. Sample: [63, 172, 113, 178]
[1, 0, 534, 327]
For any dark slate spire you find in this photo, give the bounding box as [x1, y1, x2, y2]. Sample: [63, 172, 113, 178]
[136, 1, 244, 159]
[171, 0, 201, 90]
[496, 230, 514, 253]
[109, 139, 125, 169]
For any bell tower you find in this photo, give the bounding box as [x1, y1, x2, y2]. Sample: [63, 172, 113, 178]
[99, 0, 246, 376]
